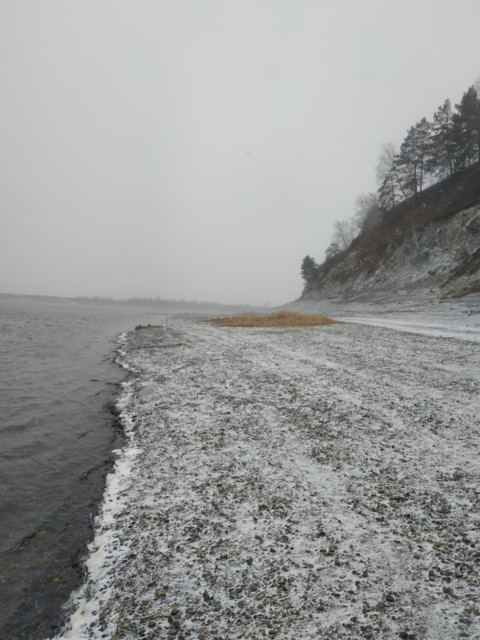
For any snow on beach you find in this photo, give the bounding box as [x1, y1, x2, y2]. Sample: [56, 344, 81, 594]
[55, 311, 480, 640]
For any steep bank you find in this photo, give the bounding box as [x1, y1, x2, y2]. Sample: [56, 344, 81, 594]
[302, 163, 480, 302]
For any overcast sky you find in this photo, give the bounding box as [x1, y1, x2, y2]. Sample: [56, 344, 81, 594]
[1, 1, 479, 305]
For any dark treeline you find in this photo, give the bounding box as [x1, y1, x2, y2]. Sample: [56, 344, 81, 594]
[301, 83, 480, 285]
[0, 292, 256, 312]
[378, 85, 480, 209]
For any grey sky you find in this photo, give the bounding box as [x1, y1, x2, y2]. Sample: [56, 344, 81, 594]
[1, 1, 479, 305]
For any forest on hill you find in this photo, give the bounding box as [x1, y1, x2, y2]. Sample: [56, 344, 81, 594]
[302, 83, 480, 286]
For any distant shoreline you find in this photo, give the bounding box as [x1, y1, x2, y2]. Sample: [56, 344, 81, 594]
[0, 291, 264, 313]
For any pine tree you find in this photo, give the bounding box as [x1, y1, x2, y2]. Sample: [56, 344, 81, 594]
[395, 118, 432, 196]
[416, 117, 432, 190]
[300, 255, 318, 284]
[378, 160, 406, 211]
[429, 99, 456, 178]
[378, 170, 397, 211]
[453, 86, 480, 168]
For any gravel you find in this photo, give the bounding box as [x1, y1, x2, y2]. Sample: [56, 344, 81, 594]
[54, 307, 480, 640]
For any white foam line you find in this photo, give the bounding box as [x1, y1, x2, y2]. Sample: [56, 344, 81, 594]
[53, 344, 139, 639]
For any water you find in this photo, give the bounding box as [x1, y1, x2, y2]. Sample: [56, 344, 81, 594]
[0, 297, 170, 639]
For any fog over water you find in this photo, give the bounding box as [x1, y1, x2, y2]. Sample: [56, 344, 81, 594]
[1, 1, 479, 306]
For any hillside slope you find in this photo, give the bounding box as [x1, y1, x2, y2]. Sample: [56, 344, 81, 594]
[302, 163, 480, 302]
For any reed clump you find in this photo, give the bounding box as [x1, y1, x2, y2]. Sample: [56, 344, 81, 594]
[208, 311, 338, 328]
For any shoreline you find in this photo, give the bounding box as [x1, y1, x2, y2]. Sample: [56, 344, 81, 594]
[50, 333, 140, 639]
[53, 314, 480, 639]
[0, 346, 127, 640]
[46, 335, 132, 638]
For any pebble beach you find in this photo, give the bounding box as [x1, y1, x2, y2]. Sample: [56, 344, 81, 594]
[54, 312, 480, 640]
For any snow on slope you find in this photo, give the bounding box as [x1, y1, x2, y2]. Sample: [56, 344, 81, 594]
[302, 203, 480, 302]
[292, 294, 480, 343]
[54, 312, 480, 640]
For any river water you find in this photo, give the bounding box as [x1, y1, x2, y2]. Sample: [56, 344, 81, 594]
[0, 297, 171, 639]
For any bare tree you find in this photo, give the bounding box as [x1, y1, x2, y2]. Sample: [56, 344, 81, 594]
[376, 143, 407, 211]
[376, 142, 397, 186]
[325, 242, 340, 261]
[332, 219, 357, 250]
[354, 193, 381, 231]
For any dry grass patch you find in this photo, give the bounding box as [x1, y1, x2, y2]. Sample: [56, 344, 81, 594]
[207, 311, 338, 328]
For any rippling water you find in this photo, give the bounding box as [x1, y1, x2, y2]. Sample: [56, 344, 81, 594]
[0, 297, 169, 639]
